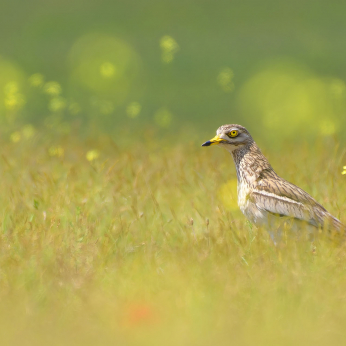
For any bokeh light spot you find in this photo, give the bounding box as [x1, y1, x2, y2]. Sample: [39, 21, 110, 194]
[218, 179, 238, 211]
[68, 34, 140, 111]
[319, 120, 336, 136]
[49, 97, 66, 112]
[43, 81, 62, 96]
[0, 57, 25, 118]
[154, 107, 173, 128]
[160, 36, 179, 63]
[10, 131, 21, 143]
[49, 146, 64, 157]
[126, 101, 141, 118]
[100, 62, 116, 78]
[29, 73, 44, 87]
[4, 82, 19, 95]
[237, 59, 344, 141]
[22, 124, 35, 139]
[86, 150, 100, 161]
[124, 303, 157, 327]
[217, 67, 235, 93]
[4, 82, 25, 111]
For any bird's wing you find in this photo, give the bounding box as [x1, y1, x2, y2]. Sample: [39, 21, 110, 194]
[251, 177, 325, 227]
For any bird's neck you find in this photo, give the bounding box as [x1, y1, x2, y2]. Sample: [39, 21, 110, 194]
[230, 142, 276, 185]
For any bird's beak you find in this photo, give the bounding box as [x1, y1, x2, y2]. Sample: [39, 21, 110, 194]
[201, 135, 225, 147]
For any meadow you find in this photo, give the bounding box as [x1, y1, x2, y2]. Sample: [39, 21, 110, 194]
[0, 129, 346, 345]
[1, 0, 346, 344]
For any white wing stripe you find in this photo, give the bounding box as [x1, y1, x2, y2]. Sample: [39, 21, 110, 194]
[253, 189, 304, 207]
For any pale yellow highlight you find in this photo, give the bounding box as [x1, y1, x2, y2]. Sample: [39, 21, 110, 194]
[43, 81, 62, 96]
[218, 179, 239, 211]
[49, 97, 66, 112]
[86, 150, 100, 161]
[4, 81, 25, 111]
[160, 36, 179, 64]
[237, 59, 344, 140]
[0, 58, 26, 116]
[29, 73, 44, 87]
[100, 62, 116, 78]
[68, 33, 140, 111]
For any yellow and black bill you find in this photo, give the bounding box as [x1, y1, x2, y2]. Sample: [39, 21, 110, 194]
[201, 135, 226, 147]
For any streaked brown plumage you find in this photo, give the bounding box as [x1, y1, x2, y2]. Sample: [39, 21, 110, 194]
[202, 124, 345, 232]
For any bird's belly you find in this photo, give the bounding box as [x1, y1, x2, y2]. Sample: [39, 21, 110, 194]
[238, 184, 268, 226]
[239, 199, 268, 226]
[239, 198, 316, 237]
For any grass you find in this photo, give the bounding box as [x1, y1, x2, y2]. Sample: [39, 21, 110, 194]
[0, 130, 346, 345]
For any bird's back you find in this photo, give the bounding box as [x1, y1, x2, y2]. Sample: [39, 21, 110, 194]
[254, 172, 344, 231]
[233, 142, 345, 232]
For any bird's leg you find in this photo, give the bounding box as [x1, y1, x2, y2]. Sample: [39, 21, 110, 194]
[268, 226, 283, 246]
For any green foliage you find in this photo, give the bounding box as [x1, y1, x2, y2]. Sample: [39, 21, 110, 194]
[0, 131, 346, 344]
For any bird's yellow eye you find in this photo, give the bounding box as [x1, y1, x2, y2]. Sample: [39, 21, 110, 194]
[228, 130, 238, 137]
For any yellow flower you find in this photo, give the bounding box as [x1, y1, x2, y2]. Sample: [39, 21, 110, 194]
[160, 36, 179, 63]
[4, 82, 25, 110]
[86, 150, 100, 161]
[342, 166, 346, 175]
[4, 82, 19, 94]
[48, 97, 66, 112]
[43, 81, 61, 96]
[4, 94, 25, 110]
[29, 73, 44, 87]
[160, 36, 179, 52]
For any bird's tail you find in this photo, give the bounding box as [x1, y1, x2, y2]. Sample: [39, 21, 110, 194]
[324, 212, 346, 237]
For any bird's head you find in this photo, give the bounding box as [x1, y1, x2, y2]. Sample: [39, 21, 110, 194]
[202, 124, 253, 152]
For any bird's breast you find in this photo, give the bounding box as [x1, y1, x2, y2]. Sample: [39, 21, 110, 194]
[237, 181, 251, 209]
[237, 181, 268, 225]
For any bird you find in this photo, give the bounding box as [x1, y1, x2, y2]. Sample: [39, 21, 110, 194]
[202, 124, 345, 235]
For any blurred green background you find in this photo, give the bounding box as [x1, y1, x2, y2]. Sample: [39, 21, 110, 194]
[1, 0, 346, 142]
[2, 2, 346, 345]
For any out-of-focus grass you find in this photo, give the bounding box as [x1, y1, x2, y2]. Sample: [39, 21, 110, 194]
[0, 130, 346, 346]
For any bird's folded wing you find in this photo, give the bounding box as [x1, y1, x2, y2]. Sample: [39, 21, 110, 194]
[252, 178, 323, 226]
